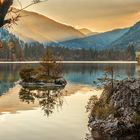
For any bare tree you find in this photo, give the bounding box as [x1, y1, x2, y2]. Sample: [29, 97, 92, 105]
[0, 0, 47, 28]
[93, 66, 116, 90]
[93, 66, 119, 103]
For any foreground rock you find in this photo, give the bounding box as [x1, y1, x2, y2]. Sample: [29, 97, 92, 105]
[88, 78, 140, 137]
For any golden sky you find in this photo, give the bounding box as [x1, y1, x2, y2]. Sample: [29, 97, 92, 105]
[14, 0, 140, 32]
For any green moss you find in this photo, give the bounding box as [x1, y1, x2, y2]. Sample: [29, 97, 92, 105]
[132, 113, 140, 125]
[91, 100, 117, 119]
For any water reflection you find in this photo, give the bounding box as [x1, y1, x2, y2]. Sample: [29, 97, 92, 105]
[0, 63, 139, 140]
[0, 82, 15, 96]
[0, 64, 20, 82]
[0, 63, 137, 85]
[63, 63, 136, 84]
[19, 86, 65, 116]
[0, 64, 19, 96]
[0, 64, 36, 96]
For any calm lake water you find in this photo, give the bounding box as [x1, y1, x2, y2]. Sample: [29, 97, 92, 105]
[0, 63, 139, 140]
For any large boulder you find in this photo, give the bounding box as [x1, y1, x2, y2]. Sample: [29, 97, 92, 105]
[88, 78, 140, 136]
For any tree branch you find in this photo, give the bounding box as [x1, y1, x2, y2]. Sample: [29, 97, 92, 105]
[1, 0, 48, 28]
[13, 0, 48, 14]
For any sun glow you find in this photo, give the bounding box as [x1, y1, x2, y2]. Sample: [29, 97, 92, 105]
[138, 12, 140, 16]
[14, 0, 140, 32]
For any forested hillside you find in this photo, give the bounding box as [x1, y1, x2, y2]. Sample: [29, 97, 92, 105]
[58, 28, 129, 50]
[0, 27, 136, 61]
[110, 21, 140, 50]
[0, 29, 45, 60]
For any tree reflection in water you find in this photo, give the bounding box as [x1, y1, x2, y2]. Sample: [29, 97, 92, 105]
[19, 86, 65, 116]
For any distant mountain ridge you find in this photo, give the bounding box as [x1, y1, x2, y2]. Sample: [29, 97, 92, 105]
[10, 9, 84, 42]
[3, 9, 140, 52]
[57, 20, 140, 51]
[78, 28, 97, 36]
[110, 21, 140, 50]
[0, 24, 137, 61]
[58, 28, 129, 50]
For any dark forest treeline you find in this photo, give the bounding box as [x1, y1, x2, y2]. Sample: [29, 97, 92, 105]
[0, 40, 45, 61]
[47, 45, 135, 61]
[0, 39, 136, 61]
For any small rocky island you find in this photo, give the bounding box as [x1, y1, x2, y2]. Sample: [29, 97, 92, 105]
[19, 50, 67, 88]
[88, 78, 140, 137]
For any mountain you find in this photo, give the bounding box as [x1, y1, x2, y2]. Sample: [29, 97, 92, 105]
[0, 28, 25, 60]
[0, 29, 16, 42]
[110, 21, 140, 50]
[0, 28, 24, 47]
[78, 28, 97, 35]
[10, 10, 84, 42]
[0, 28, 46, 60]
[59, 28, 129, 50]
[60, 21, 140, 51]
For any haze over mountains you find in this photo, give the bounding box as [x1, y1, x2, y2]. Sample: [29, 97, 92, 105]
[110, 21, 140, 50]
[58, 21, 140, 51]
[59, 28, 129, 50]
[4, 9, 140, 51]
[0, 9, 139, 61]
[78, 28, 97, 36]
[10, 10, 84, 42]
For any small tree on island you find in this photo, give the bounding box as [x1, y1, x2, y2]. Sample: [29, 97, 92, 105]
[20, 49, 63, 83]
[39, 49, 62, 79]
[40, 50, 56, 77]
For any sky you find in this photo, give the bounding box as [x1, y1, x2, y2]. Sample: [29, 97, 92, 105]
[14, 0, 140, 32]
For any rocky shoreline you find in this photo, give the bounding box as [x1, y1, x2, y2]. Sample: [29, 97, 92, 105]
[88, 78, 140, 137]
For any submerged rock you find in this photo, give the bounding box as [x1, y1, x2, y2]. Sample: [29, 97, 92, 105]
[55, 78, 67, 86]
[20, 78, 67, 88]
[88, 78, 140, 137]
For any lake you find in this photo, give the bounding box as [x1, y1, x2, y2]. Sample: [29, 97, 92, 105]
[0, 63, 139, 140]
